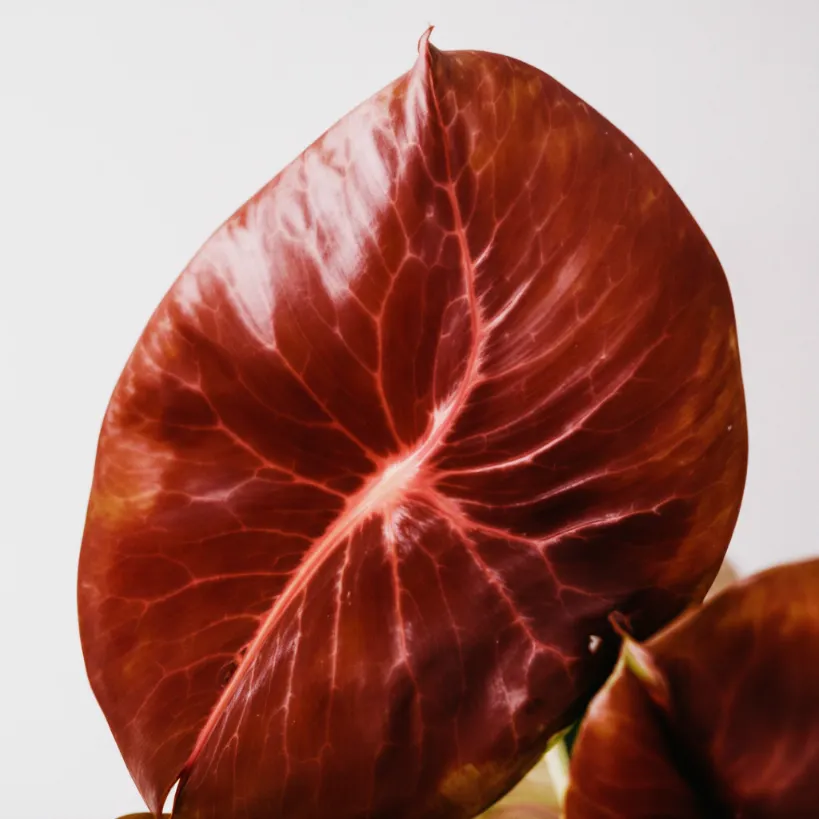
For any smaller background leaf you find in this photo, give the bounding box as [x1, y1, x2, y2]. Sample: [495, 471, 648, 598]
[565, 558, 819, 818]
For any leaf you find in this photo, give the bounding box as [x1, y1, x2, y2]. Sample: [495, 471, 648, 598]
[564, 559, 819, 818]
[78, 28, 747, 819]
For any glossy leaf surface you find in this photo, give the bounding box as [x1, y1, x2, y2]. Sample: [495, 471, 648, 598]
[565, 559, 819, 818]
[78, 30, 747, 819]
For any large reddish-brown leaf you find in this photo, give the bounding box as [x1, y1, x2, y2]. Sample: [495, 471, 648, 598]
[565, 559, 819, 818]
[78, 29, 747, 819]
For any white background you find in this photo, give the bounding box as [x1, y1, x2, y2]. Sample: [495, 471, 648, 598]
[1, 2, 818, 817]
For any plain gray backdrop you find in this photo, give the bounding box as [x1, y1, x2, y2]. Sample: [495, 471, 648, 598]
[1, 1, 817, 817]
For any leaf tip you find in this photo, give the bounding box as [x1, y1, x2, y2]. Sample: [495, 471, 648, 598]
[417, 24, 435, 54]
[608, 610, 671, 711]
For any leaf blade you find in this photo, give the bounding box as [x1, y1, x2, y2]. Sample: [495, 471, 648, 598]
[79, 30, 747, 819]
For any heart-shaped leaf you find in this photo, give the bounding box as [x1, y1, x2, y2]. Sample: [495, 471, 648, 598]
[78, 29, 747, 819]
[565, 559, 819, 818]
